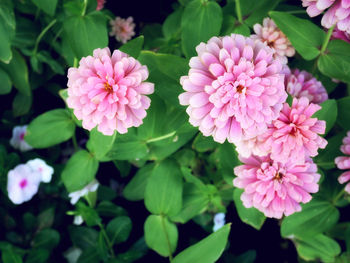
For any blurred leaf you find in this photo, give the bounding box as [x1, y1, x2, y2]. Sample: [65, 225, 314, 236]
[12, 92, 32, 117]
[77, 248, 101, 263]
[12, 17, 38, 48]
[32, 229, 60, 250]
[232, 250, 256, 263]
[243, 0, 281, 26]
[25, 249, 49, 263]
[87, 128, 116, 161]
[97, 185, 117, 201]
[192, 133, 217, 153]
[232, 24, 250, 36]
[31, 0, 57, 16]
[144, 215, 178, 257]
[337, 96, 350, 130]
[114, 238, 148, 263]
[63, 12, 108, 58]
[37, 207, 55, 230]
[69, 226, 98, 250]
[172, 224, 231, 263]
[1, 249, 22, 263]
[61, 150, 99, 192]
[123, 163, 154, 201]
[145, 159, 183, 216]
[296, 234, 341, 262]
[97, 232, 108, 261]
[25, 109, 75, 148]
[106, 216, 132, 245]
[318, 40, 350, 83]
[233, 189, 266, 230]
[270, 11, 325, 60]
[77, 202, 101, 227]
[313, 99, 337, 135]
[119, 36, 144, 58]
[221, 15, 236, 35]
[0, 2, 15, 63]
[181, 0, 222, 58]
[163, 8, 183, 40]
[0, 68, 11, 94]
[281, 199, 339, 238]
[96, 201, 127, 218]
[36, 51, 64, 75]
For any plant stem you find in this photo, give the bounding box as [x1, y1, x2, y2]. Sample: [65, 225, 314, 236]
[81, 0, 88, 16]
[99, 223, 116, 258]
[235, 0, 243, 24]
[146, 131, 176, 143]
[333, 189, 345, 205]
[72, 133, 78, 150]
[320, 25, 335, 54]
[73, 57, 79, 68]
[161, 216, 173, 262]
[33, 19, 57, 55]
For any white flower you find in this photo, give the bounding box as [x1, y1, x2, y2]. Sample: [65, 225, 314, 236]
[27, 158, 54, 183]
[213, 213, 225, 232]
[64, 247, 82, 263]
[73, 215, 83, 225]
[10, 125, 33, 152]
[68, 179, 99, 205]
[7, 164, 41, 204]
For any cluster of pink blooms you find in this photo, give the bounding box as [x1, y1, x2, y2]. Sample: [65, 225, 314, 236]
[302, 0, 350, 34]
[335, 132, 350, 194]
[66, 47, 154, 136]
[109, 16, 136, 44]
[96, 0, 105, 11]
[179, 32, 328, 219]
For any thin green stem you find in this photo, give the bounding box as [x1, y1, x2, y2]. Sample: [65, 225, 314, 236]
[286, 10, 306, 14]
[320, 24, 335, 54]
[33, 19, 57, 54]
[333, 189, 346, 205]
[72, 133, 78, 150]
[81, 0, 88, 16]
[161, 216, 173, 263]
[235, 0, 243, 24]
[146, 131, 176, 143]
[73, 57, 79, 68]
[99, 224, 116, 258]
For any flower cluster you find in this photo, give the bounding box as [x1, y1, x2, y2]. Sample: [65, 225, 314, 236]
[335, 131, 350, 193]
[7, 159, 54, 204]
[109, 16, 136, 44]
[179, 31, 327, 218]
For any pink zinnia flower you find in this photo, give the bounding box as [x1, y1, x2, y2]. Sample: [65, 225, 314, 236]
[96, 0, 105, 11]
[233, 154, 320, 219]
[67, 47, 154, 135]
[335, 131, 350, 193]
[109, 17, 136, 44]
[261, 97, 327, 164]
[302, 0, 350, 34]
[331, 25, 350, 42]
[179, 34, 287, 144]
[285, 68, 328, 104]
[251, 18, 295, 64]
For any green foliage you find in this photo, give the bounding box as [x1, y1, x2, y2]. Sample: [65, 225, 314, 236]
[31, 0, 58, 16]
[87, 128, 116, 160]
[337, 96, 350, 130]
[0, 68, 11, 95]
[106, 216, 132, 245]
[0, 1, 15, 63]
[313, 99, 337, 135]
[119, 36, 144, 58]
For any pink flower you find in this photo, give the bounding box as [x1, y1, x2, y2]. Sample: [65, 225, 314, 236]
[251, 18, 295, 64]
[109, 17, 136, 44]
[67, 47, 154, 135]
[10, 125, 33, 152]
[331, 25, 350, 42]
[302, 0, 350, 34]
[96, 0, 105, 11]
[335, 131, 350, 193]
[179, 34, 287, 144]
[7, 164, 41, 205]
[233, 154, 320, 219]
[285, 68, 328, 104]
[261, 97, 327, 164]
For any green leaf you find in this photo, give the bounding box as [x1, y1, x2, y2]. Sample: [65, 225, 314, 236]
[77, 248, 101, 263]
[25, 249, 49, 263]
[162, 8, 183, 39]
[123, 163, 154, 201]
[31, 0, 57, 16]
[233, 189, 266, 230]
[96, 201, 127, 217]
[318, 40, 350, 83]
[296, 234, 341, 262]
[0, 2, 15, 63]
[119, 36, 144, 58]
[37, 208, 55, 230]
[1, 249, 22, 263]
[337, 96, 350, 130]
[281, 199, 339, 238]
[87, 128, 116, 160]
[233, 24, 251, 36]
[144, 215, 178, 257]
[63, 12, 108, 58]
[145, 159, 183, 216]
[61, 150, 99, 192]
[69, 226, 98, 250]
[106, 216, 132, 245]
[192, 133, 217, 152]
[0, 49, 30, 96]
[12, 92, 32, 117]
[181, 0, 223, 58]
[77, 202, 101, 227]
[32, 229, 60, 251]
[0, 68, 11, 94]
[269, 11, 325, 60]
[36, 51, 64, 75]
[243, 0, 281, 26]
[173, 224, 231, 263]
[25, 109, 76, 148]
[315, 133, 345, 170]
[313, 99, 337, 135]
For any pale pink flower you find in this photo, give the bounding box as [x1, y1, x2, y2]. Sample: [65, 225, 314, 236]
[233, 154, 320, 219]
[179, 34, 287, 144]
[68, 179, 99, 205]
[67, 47, 154, 135]
[7, 164, 41, 204]
[27, 158, 54, 183]
[302, 0, 350, 34]
[96, 0, 105, 11]
[109, 17, 136, 44]
[332, 25, 350, 42]
[235, 136, 268, 158]
[335, 131, 350, 193]
[251, 18, 295, 64]
[10, 125, 33, 152]
[285, 68, 328, 104]
[261, 97, 327, 164]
